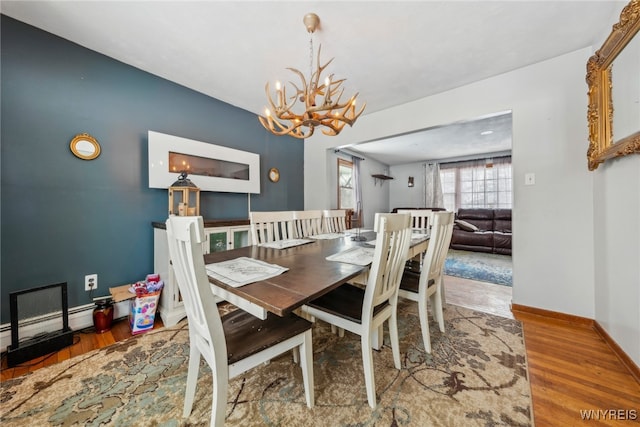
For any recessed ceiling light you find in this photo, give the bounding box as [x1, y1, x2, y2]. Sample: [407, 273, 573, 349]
[480, 130, 494, 136]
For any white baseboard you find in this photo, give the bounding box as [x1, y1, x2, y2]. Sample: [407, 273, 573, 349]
[0, 301, 130, 354]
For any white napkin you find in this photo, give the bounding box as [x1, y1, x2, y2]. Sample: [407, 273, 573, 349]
[259, 239, 314, 249]
[326, 247, 376, 266]
[309, 233, 345, 240]
[206, 257, 288, 288]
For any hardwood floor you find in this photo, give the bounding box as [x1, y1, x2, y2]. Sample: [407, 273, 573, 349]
[0, 316, 164, 381]
[2, 276, 639, 427]
[513, 308, 640, 426]
[444, 274, 514, 319]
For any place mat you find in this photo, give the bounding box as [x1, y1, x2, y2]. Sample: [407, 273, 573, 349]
[411, 234, 429, 245]
[364, 232, 428, 246]
[258, 239, 314, 249]
[309, 233, 345, 240]
[326, 246, 375, 266]
[206, 257, 288, 287]
[345, 228, 373, 233]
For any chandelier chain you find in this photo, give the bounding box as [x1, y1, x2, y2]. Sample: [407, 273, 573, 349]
[308, 35, 314, 89]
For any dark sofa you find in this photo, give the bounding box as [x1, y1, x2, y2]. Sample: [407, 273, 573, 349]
[450, 208, 512, 255]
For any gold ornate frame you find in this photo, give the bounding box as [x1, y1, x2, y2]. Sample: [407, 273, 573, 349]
[69, 133, 101, 160]
[586, 0, 640, 170]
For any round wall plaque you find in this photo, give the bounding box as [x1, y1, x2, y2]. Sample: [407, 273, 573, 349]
[268, 167, 280, 182]
[70, 133, 101, 160]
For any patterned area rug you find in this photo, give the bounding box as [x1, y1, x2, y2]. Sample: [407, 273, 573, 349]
[1, 301, 532, 426]
[445, 249, 513, 286]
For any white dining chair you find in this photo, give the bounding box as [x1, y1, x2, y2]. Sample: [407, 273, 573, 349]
[321, 209, 347, 233]
[397, 209, 433, 230]
[302, 213, 411, 409]
[398, 211, 454, 353]
[249, 211, 296, 244]
[397, 209, 433, 266]
[293, 210, 323, 238]
[165, 216, 314, 426]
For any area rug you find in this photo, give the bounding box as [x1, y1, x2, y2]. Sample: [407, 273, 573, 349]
[0, 301, 532, 426]
[445, 249, 513, 286]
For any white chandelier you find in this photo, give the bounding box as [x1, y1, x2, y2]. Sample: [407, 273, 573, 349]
[258, 13, 366, 139]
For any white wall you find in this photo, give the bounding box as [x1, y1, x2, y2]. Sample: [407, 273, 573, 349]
[389, 162, 426, 209]
[593, 157, 640, 365]
[306, 47, 597, 318]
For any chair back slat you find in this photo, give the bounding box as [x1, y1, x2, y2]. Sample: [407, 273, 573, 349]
[322, 209, 347, 233]
[293, 210, 323, 238]
[397, 209, 433, 230]
[250, 211, 296, 244]
[365, 213, 412, 311]
[422, 211, 455, 283]
[165, 216, 227, 370]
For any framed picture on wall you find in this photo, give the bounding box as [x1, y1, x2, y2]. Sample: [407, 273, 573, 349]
[148, 131, 261, 193]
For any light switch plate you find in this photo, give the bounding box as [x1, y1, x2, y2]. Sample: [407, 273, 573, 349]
[525, 173, 536, 186]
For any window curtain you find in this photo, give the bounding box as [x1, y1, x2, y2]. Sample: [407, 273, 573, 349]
[439, 156, 511, 171]
[423, 163, 444, 208]
[352, 156, 363, 227]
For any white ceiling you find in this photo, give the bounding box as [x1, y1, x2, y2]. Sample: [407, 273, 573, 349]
[1, 0, 625, 164]
[344, 110, 513, 164]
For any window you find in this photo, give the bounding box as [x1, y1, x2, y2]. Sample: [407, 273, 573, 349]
[440, 157, 512, 212]
[338, 159, 354, 210]
[440, 168, 457, 212]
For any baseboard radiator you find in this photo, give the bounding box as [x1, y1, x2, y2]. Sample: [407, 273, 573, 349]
[0, 299, 130, 355]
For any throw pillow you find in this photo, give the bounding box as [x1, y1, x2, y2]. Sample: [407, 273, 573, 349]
[455, 219, 479, 232]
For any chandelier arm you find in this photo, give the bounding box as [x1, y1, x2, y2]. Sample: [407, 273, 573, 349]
[264, 82, 280, 113]
[327, 78, 346, 99]
[261, 104, 317, 138]
[315, 46, 335, 77]
[264, 80, 299, 117]
[313, 51, 336, 99]
[349, 101, 367, 122]
[321, 117, 348, 136]
[275, 96, 299, 119]
[306, 96, 352, 114]
[282, 85, 298, 111]
[321, 127, 341, 136]
[259, 114, 311, 139]
[286, 67, 308, 90]
[286, 67, 315, 110]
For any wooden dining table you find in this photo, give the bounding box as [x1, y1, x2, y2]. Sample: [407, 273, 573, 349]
[204, 230, 429, 320]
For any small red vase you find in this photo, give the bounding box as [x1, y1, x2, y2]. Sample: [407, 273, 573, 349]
[93, 299, 114, 334]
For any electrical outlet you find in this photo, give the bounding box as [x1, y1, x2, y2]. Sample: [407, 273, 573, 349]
[85, 274, 98, 291]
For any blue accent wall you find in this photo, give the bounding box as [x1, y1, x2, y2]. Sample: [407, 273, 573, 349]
[1, 16, 304, 323]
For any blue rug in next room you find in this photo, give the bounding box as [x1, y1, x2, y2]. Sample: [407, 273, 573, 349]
[444, 249, 513, 286]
